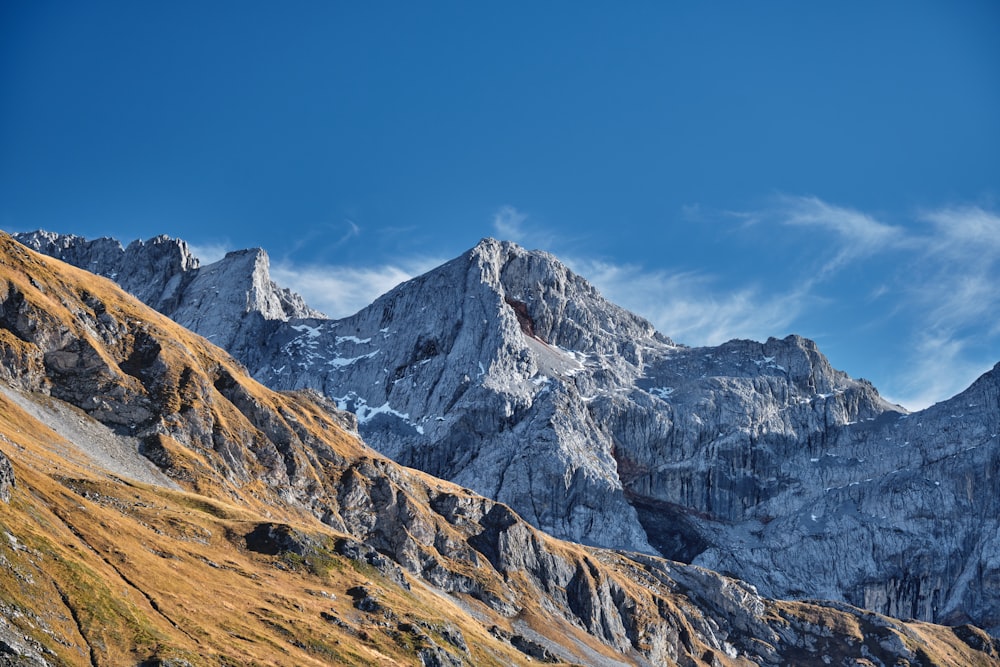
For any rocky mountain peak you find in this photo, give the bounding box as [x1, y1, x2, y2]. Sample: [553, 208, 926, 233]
[16, 230, 201, 306]
[471, 237, 669, 356]
[124, 232, 201, 271]
[175, 245, 304, 321]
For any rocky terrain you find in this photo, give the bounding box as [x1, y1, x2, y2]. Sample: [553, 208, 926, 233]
[13, 229, 1000, 642]
[5, 234, 996, 665]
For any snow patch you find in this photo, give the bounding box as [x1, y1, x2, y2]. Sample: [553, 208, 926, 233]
[336, 335, 372, 345]
[291, 323, 323, 338]
[332, 392, 424, 434]
[754, 356, 786, 372]
[328, 350, 380, 368]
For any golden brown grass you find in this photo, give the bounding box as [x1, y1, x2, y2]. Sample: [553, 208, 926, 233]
[0, 389, 538, 666]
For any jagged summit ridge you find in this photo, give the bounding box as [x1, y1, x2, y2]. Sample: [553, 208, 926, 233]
[474, 237, 672, 355]
[12, 228, 1000, 637]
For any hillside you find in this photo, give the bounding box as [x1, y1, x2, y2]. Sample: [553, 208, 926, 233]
[3, 239, 999, 665]
[16, 230, 1000, 637]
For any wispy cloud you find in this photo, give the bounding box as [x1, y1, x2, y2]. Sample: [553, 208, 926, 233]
[281, 219, 365, 259]
[882, 206, 1000, 408]
[492, 205, 529, 242]
[724, 196, 1000, 409]
[773, 194, 905, 275]
[922, 205, 1000, 254]
[882, 332, 992, 411]
[271, 257, 443, 319]
[188, 241, 232, 264]
[564, 258, 812, 346]
[490, 204, 558, 250]
[338, 219, 362, 245]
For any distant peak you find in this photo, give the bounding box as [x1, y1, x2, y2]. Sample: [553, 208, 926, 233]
[470, 236, 522, 257]
[223, 246, 266, 258]
[125, 234, 200, 271]
[469, 236, 565, 270]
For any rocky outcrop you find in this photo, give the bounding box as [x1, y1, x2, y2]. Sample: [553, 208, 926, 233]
[0, 451, 12, 503]
[0, 624, 50, 667]
[14, 230, 1000, 638]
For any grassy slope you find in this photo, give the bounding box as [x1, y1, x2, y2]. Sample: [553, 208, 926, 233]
[0, 390, 543, 666]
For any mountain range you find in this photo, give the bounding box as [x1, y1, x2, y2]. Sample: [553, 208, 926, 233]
[3, 229, 999, 665]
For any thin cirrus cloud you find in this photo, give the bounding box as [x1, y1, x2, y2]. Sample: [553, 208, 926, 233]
[187, 241, 232, 265]
[922, 205, 1000, 254]
[271, 258, 443, 319]
[775, 195, 902, 250]
[885, 205, 1000, 408]
[897, 332, 992, 412]
[761, 197, 999, 409]
[492, 205, 528, 242]
[491, 205, 557, 249]
[563, 258, 811, 346]
[767, 194, 906, 276]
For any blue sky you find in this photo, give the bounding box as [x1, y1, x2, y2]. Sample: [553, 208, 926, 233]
[2, 1, 998, 409]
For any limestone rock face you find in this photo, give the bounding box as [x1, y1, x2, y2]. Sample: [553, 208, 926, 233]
[689, 361, 1000, 634]
[252, 239, 669, 553]
[15, 230, 1000, 637]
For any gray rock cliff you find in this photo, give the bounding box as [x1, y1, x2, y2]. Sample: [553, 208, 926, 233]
[255, 239, 668, 553]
